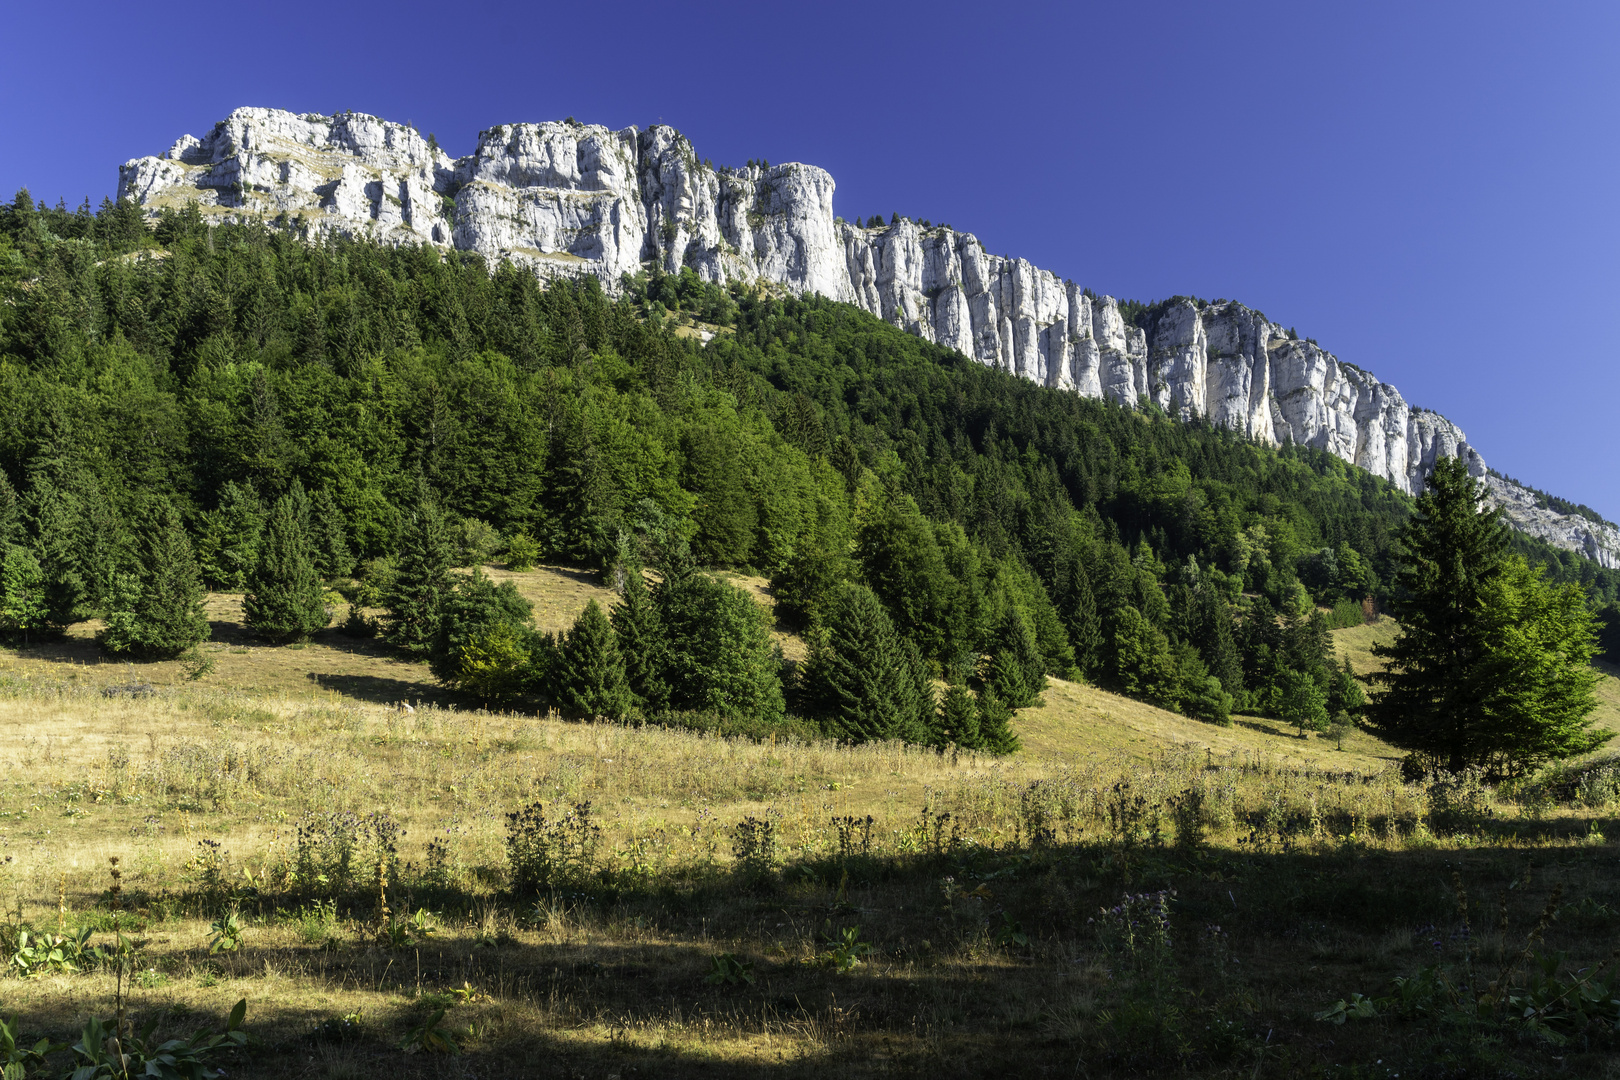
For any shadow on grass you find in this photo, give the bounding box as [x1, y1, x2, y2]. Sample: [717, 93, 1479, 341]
[306, 670, 451, 707]
[6, 835, 1620, 1078]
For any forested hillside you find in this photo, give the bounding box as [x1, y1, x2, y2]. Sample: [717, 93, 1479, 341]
[2, 194, 1615, 740]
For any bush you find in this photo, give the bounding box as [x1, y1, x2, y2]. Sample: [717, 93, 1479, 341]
[505, 531, 540, 572]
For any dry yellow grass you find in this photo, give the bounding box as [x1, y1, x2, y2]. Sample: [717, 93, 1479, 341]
[0, 572, 1615, 1078]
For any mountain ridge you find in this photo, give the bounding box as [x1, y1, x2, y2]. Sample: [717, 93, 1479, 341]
[115, 106, 1620, 568]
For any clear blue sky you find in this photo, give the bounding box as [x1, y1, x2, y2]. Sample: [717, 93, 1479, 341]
[4, 1, 1617, 519]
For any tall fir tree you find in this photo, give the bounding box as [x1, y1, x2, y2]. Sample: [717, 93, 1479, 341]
[611, 567, 668, 711]
[310, 488, 355, 580]
[196, 481, 264, 591]
[984, 607, 1046, 709]
[100, 504, 209, 659]
[1055, 554, 1103, 678]
[244, 480, 330, 642]
[382, 480, 456, 658]
[799, 582, 928, 744]
[1365, 456, 1607, 773]
[555, 599, 633, 721]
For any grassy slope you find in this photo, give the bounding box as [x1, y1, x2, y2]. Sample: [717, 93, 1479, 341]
[2, 575, 1618, 1077]
[3, 572, 1613, 770]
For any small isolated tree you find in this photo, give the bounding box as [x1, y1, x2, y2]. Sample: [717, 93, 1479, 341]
[382, 481, 455, 658]
[656, 571, 784, 726]
[0, 543, 50, 643]
[431, 569, 534, 703]
[555, 599, 632, 721]
[1275, 668, 1329, 736]
[100, 505, 209, 659]
[505, 531, 541, 572]
[244, 481, 330, 642]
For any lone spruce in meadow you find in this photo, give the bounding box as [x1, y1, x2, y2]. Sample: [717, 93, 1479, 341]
[1364, 456, 1609, 775]
[244, 481, 330, 642]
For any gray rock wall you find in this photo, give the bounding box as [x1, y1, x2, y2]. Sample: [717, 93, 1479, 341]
[120, 107, 1607, 562]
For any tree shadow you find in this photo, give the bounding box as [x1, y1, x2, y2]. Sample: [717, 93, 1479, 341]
[305, 670, 450, 707]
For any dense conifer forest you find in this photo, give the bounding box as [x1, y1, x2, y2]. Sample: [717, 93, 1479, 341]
[2, 193, 1616, 745]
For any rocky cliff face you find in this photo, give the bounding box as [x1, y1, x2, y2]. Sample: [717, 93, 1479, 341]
[119, 107, 1605, 560]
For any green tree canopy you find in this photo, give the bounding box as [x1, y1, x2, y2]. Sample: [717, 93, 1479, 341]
[1365, 457, 1608, 774]
[244, 481, 330, 642]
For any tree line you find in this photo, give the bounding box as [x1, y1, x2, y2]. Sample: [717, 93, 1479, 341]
[0, 192, 1612, 770]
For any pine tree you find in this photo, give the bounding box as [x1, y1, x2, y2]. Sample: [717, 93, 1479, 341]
[799, 582, 915, 744]
[244, 481, 330, 642]
[611, 568, 668, 710]
[100, 505, 209, 659]
[1364, 456, 1570, 773]
[985, 607, 1046, 709]
[196, 481, 264, 591]
[975, 685, 1020, 755]
[382, 481, 455, 658]
[937, 682, 983, 750]
[556, 599, 632, 721]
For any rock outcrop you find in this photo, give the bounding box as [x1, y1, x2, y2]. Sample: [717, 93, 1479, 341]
[119, 107, 1607, 560]
[1484, 476, 1620, 570]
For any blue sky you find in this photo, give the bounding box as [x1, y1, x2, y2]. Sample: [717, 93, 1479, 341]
[4, 1, 1617, 519]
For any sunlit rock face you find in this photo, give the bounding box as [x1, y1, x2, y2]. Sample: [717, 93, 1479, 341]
[124, 107, 1609, 557]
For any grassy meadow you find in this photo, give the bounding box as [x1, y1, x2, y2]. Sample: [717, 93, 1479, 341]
[0, 569, 1617, 1078]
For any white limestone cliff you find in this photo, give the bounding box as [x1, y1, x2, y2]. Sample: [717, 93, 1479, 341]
[118, 107, 1607, 561]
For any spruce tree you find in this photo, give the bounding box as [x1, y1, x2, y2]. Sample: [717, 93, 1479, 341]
[196, 481, 264, 591]
[937, 682, 983, 750]
[382, 481, 455, 658]
[555, 599, 632, 721]
[0, 471, 18, 546]
[1362, 456, 1597, 773]
[655, 572, 784, 726]
[611, 567, 668, 710]
[975, 686, 1020, 755]
[985, 607, 1046, 709]
[799, 582, 915, 744]
[1056, 555, 1103, 677]
[310, 489, 355, 580]
[244, 481, 330, 642]
[100, 505, 209, 659]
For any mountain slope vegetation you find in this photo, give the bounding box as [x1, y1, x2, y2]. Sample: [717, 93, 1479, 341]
[1, 194, 1616, 740]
